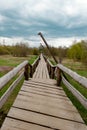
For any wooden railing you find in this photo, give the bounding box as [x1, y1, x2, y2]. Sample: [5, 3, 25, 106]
[29, 56, 40, 77]
[43, 55, 56, 79]
[45, 57, 87, 109]
[47, 59, 56, 79]
[57, 64, 87, 109]
[0, 60, 29, 109]
[0, 56, 40, 109]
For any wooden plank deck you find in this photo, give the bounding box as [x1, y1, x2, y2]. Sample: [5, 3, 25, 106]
[1, 54, 87, 130]
[33, 54, 49, 79]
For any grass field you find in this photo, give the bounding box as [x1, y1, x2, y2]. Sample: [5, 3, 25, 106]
[62, 58, 87, 77]
[0, 55, 37, 77]
[0, 55, 38, 127]
[0, 55, 37, 67]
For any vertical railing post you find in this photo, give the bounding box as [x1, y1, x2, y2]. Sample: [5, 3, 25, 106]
[56, 59, 62, 86]
[56, 67, 62, 86]
[52, 67, 55, 79]
[29, 65, 33, 78]
[24, 64, 29, 80]
[51, 67, 53, 78]
[29, 56, 40, 78]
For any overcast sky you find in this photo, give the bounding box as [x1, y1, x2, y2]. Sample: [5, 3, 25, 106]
[0, 0, 87, 47]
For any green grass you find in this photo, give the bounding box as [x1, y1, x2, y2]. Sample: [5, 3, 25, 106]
[0, 55, 38, 67]
[29, 55, 38, 64]
[0, 55, 38, 76]
[0, 72, 6, 77]
[62, 58, 87, 77]
[50, 59, 56, 65]
[0, 75, 19, 98]
[62, 82, 87, 124]
[64, 73, 87, 99]
[75, 70, 87, 78]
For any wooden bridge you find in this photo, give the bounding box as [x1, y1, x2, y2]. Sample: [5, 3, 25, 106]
[0, 54, 87, 130]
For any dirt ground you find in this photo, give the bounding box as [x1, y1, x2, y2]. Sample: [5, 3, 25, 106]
[0, 66, 13, 72]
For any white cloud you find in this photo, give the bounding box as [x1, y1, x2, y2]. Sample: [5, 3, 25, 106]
[40, 36, 87, 47]
[0, 37, 28, 45]
[0, 14, 7, 23]
[0, 0, 87, 28]
[0, 36, 39, 47]
[0, 0, 18, 10]
[0, 36, 87, 48]
[0, 0, 87, 43]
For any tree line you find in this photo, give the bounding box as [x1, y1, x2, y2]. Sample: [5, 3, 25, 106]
[0, 40, 87, 65]
[0, 42, 39, 56]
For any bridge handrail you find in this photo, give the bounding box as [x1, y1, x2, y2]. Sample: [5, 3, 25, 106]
[0, 55, 41, 109]
[0, 60, 29, 90]
[44, 56, 56, 79]
[56, 64, 87, 109]
[57, 64, 87, 89]
[29, 56, 40, 77]
[44, 56, 87, 109]
[62, 76, 87, 109]
[0, 60, 29, 109]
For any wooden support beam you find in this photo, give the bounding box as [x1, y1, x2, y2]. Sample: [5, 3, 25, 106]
[38, 32, 58, 64]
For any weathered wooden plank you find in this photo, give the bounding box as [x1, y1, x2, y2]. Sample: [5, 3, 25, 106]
[30, 78, 57, 85]
[13, 96, 84, 123]
[33, 54, 50, 79]
[19, 89, 69, 101]
[23, 83, 64, 96]
[19, 90, 70, 103]
[21, 86, 67, 99]
[1, 118, 53, 130]
[22, 84, 66, 96]
[7, 107, 87, 130]
[24, 80, 63, 90]
[18, 92, 78, 112]
[33, 65, 39, 78]
[44, 65, 50, 79]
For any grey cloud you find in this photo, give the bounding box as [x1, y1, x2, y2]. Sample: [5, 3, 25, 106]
[0, 0, 87, 47]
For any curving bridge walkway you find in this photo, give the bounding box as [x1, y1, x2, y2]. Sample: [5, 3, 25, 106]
[1, 54, 87, 130]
